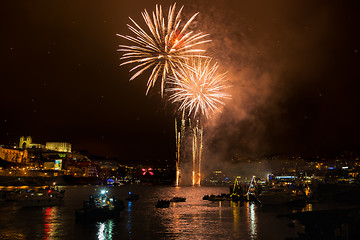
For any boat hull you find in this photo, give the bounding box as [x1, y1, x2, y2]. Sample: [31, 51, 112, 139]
[156, 200, 170, 208]
[258, 190, 307, 206]
[75, 200, 125, 222]
[170, 197, 186, 202]
[75, 207, 122, 222]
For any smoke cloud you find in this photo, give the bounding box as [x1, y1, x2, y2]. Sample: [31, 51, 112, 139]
[176, 0, 349, 178]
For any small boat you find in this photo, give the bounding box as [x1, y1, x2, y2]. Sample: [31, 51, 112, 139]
[208, 193, 232, 201]
[6, 189, 30, 201]
[230, 176, 259, 203]
[156, 200, 170, 208]
[202, 195, 210, 200]
[126, 192, 139, 201]
[75, 190, 124, 221]
[17, 187, 65, 207]
[170, 197, 186, 202]
[230, 193, 248, 202]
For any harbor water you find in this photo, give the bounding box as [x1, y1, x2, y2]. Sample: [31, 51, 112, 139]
[0, 185, 305, 240]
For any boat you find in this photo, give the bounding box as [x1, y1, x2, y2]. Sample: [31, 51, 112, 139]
[16, 187, 65, 207]
[230, 178, 248, 202]
[155, 200, 170, 208]
[126, 192, 139, 201]
[202, 195, 210, 200]
[208, 193, 232, 201]
[5, 189, 29, 201]
[170, 197, 186, 202]
[229, 176, 261, 202]
[75, 189, 125, 222]
[203, 193, 232, 201]
[258, 185, 307, 206]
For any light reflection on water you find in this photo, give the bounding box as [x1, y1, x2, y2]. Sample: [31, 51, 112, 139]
[44, 207, 55, 239]
[0, 185, 304, 239]
[97, 220, 114, 240]
[248, 202, 257, 239]
[126, 201, 132, 239]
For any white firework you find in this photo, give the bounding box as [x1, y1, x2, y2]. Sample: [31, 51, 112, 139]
[167, 58, 231, 118]
[117, 3, 210, 95]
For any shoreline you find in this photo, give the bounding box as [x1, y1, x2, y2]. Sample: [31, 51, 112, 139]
[0, 175, 103, 187]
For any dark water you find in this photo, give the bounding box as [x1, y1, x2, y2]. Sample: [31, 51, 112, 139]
[0, 185, 304, 240]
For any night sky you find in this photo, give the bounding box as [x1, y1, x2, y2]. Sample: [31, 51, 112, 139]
[1, 0, 360, 163]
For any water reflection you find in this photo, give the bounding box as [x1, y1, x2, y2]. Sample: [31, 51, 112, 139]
[0, 186, 301, 239]
[97, 220, 114, 240]
[248, 203, 257, 239]
[127, 201, 132, 239]
[151, 187, 262, 239]
[218, 201, 222, 221]
[230, 201, 244, 226]
[43, 207, 59, 240]
[231, 201, 240, 238]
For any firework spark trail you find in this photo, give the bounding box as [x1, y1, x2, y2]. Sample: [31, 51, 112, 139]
[167, 58, 231, 118]
[175, 118, 181, 187]
[191, 120, 204, 186]
[192, 124, 197, 186]
[175, 118, 179, 186]
[197, 127, 203, 186]
[117, 4, 211, 96]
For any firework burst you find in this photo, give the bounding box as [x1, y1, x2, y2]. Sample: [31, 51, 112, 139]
[117, 3, 210, 95]
[167, 58, 231, 118]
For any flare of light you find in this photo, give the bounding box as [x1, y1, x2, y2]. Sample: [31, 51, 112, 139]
[175, 118, 181, 187]
[176, 169, 180, 186]
[192, 125, 197, 186]
[117, 3, 210, 96]
[142, 168, 154, 176]
[167, 58, 231, 118]
[197, 128, 203, 186]
[192, 171, 195, 186]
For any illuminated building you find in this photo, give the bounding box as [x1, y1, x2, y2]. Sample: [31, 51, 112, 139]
[19, 136, 71, 152]
[19, 136, 45, 149]
[44, 160, 63, 170]
[46, 142, 71, 153]
[0, 146, 28, 163]
[66, 161, 98, 177]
